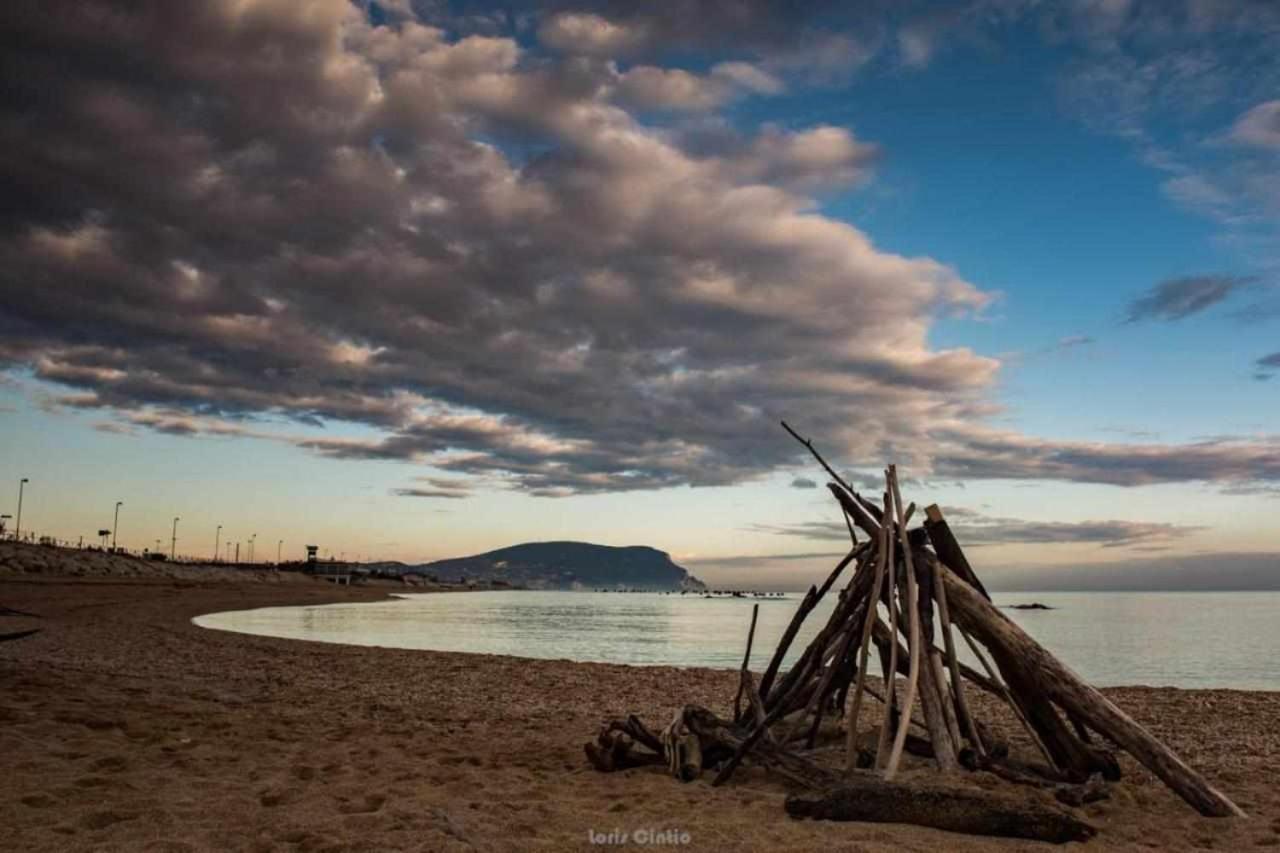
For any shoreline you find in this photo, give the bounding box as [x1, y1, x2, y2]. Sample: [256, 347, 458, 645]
[3, 575, 1279, 851]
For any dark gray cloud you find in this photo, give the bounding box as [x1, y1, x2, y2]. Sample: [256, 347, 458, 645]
[2, 0, 1279, 499]
[983, 551, 1280, 592]
[1124, 275, 1258, 323]
[392, 476, 472, 499]
[930, 426, 1280, 488]
[789, 477, 818, 489]
[1255, 351, 1280, 381]
[745, 521, 847, 541]
[748, 509, 1200, 549]
[392, 488, 469, 499]
[950, 518, 1200, 548]
[685, 550, 846, 569]
[0, 0, 1003, 497]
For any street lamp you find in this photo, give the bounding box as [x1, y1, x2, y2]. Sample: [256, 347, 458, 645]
[249, 533, 257, 563]
[112, 501, 123, 550]
[16, 478, 29, 540]
[171, 516, 180, 560]
[214, 524, 222, 562]
[277, 539, 283, 564]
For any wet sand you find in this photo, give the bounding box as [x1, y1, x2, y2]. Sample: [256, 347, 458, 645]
[3, 563, 1280, 851]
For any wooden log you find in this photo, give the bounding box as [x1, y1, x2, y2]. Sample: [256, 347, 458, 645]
[585, 731, 666, 772]
[958, 623, 1060, 770]
[909, 541, 962, 766]
[874, 489, 899, 770]
[844, 526, 888, 772]
[872, 618, 1001, 697]
[733, 603, 760, 724]
[785, 775, 1098, 844]
[767, 546, 874, 717]
[682, 705, 838, 791]
[884, 465, 931, 778]
[758, 585, 816, 703]
[800, 605, 865, 748]
[934, 552, 1246, 818]
[714, 561, 880, 787]
[825, 480, 883, 541]
[922, 504, 990, 600]
[759, 543, 860, 704]
[741, 669, 774, 742]
[930, 648, 962, 747]
[931, 533, 985, 758]
[992, 650, 1117, 782]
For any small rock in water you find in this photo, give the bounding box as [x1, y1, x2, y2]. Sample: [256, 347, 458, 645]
[1006, 602, 1054, 610]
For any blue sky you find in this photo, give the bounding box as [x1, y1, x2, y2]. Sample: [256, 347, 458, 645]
[1, 0, 1278, 588]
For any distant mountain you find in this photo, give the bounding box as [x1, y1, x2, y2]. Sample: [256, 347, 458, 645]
[407, 541, 706, 591]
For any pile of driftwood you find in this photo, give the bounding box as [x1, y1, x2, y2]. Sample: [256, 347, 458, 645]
[585, 423, 1245, 843]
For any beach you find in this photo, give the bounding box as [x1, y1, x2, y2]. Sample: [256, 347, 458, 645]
[3, 559, 1280, 851]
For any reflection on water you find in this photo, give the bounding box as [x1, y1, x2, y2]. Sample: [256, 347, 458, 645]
[193, 590, 1280, 690]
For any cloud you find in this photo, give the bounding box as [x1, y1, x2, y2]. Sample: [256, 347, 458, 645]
[745, 521, 847, 541]
[1230, 100, 1280, 149]
[1124, 275, 1257, 322]
[2, 0, 1279, 500]
[949, 517, 1200, 548]
[1054, 335, 1096, 351]
[983, 551, 1280, 592]
[747, 508, 1200, 549]
[685, 550, 846, 569]
[0, 0, 1003, 497]
[790, 476, 818, 489]
[538, 12, 648, 57]
[392, 476, 472, 499]
[930, 425, 1280, 488]
[1255, 351, 1280, 381]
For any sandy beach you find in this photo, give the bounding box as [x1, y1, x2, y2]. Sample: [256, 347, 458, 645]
[3, 550, 1280, 851]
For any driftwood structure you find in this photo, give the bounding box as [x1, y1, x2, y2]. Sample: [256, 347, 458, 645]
[585, 423, 1246, 842]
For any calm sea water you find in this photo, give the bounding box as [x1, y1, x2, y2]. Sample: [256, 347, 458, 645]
[193, 590, 1280, 690]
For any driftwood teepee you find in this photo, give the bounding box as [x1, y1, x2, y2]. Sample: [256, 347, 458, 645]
[585, 423, 1245, 843]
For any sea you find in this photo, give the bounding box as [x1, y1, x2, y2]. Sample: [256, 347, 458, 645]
[193, 590, 1280, 690]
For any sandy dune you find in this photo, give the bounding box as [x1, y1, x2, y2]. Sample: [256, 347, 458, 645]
[2, 560, 1280, 851]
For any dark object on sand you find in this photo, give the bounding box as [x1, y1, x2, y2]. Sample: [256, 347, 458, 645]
[584, 422, 1246, 842]
[1007, 603, 1054, 610]
[785, 777, 1097, 843]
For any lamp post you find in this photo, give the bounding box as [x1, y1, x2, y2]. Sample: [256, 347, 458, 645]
[16, 478, 29, 540]
[277, 539, 283, 564]
[249, 533, 257, 563]
[171, 516, 180, 560]
[112, 501, 123, 550]
[214, 524, 222, 562]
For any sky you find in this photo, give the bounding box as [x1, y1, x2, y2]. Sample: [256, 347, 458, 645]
[1, 0, 1278, 589]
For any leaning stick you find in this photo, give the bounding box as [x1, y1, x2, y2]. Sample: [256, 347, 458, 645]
[845, 524, 888, 771]
[759, 544, 860, 703]
[923, 504, 990, 600]
[939, 559, 1246, 818]
[782, 421, 882, 536]
[884, 465, 927, 778]
[959, 622, 1060, 772]
[873, 487, 899, 770]
[934, 554, 984, 757]
[733, 604, 761, 723]
[741, 669, 774, 742]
